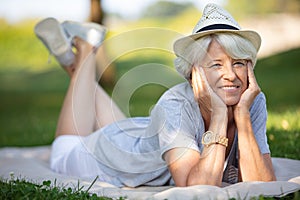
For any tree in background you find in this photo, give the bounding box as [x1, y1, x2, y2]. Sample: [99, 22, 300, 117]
[89, 0, 104, 24]
[89, 0, 116, 87]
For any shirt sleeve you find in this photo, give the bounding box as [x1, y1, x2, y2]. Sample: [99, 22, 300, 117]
[146, 87, 201, 161]
[249, 92, 270, 154]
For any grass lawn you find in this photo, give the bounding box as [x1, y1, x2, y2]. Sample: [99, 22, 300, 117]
[255, 48, 300, 159]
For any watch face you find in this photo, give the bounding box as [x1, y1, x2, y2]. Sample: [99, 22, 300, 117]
[203, 132, 212, 144]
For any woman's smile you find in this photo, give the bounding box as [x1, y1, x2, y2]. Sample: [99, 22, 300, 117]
[219, 84, 241, 93]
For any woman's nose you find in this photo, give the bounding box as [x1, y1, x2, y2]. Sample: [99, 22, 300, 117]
[223, 64, 237, 81]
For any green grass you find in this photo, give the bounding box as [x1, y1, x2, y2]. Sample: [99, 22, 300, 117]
[0, 176, 123, 200]
[255, 48, 300, 111]
[0, 69, 68, 146]
[254, 48, 300, 160]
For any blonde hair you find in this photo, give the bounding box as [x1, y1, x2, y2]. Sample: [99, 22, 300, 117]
[174, 33, 258, 79]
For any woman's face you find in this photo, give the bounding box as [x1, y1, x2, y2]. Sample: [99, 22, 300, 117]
[198, 39, 249, 106]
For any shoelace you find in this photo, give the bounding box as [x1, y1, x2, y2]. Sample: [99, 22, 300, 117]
[47, 53, 53, 64]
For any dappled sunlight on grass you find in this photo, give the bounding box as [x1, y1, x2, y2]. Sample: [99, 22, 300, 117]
[267, 109, 300, 159]
[267, 109, 300, 132]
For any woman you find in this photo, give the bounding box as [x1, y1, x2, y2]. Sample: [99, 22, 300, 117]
[35, 3, 276, 187]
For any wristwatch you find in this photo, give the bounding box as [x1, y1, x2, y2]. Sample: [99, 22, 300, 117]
[202, 131, 228, 147]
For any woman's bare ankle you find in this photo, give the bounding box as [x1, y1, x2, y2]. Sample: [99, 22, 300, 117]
[62, 37, 95, 78]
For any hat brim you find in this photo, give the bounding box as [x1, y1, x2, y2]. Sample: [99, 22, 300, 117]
[173, 29, 261, 57]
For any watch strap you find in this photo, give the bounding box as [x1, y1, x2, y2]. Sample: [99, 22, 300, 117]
[216, 134, 228, 147]
[202, 131, 228, 147]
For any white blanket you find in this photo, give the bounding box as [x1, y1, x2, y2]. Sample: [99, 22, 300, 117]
[0, 146, 299, 200]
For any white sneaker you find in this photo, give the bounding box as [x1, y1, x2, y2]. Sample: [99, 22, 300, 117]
[34, 17, 75, 66]
[62, 21, 107, 48]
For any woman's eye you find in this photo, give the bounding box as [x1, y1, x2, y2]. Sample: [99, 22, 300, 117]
[210, 63, 222, 69]
[233, 61, 246, 68]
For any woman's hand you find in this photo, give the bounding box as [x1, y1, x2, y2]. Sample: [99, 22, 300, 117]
[233, 62, 261, 114]
[191, 66, 227, 120]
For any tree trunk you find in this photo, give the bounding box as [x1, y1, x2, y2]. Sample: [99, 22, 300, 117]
[89, 0, 103, 24]
[89, 0, 116, 87]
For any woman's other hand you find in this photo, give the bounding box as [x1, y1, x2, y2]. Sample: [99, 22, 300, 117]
[191, 66, 227, 120]
[233, 62, 261, 114]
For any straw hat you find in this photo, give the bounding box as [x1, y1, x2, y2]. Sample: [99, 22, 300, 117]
[173, 3, 261, 57]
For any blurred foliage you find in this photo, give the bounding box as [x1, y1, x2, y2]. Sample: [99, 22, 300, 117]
[122, 0, 300, 21]
[226, 0, 300, 18]
[141, 0, 194, 19]
[107, 6, 200, 37]
[0, 19, 60, 72]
